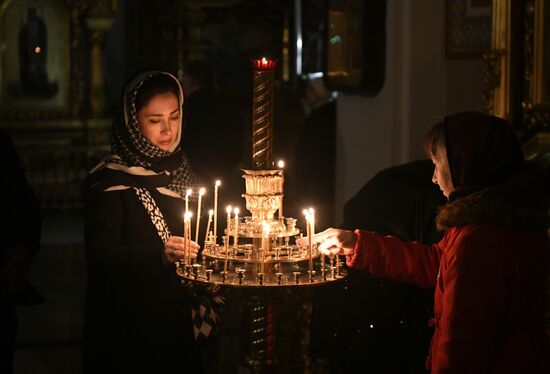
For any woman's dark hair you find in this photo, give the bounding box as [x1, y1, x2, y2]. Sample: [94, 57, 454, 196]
[423, 120, 446, 157]
[135, 74, 180, 112]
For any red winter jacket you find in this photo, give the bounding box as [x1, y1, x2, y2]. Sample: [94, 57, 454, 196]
[347, 167, 549, 373]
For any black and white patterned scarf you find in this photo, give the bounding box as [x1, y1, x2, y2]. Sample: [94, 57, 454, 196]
[88, 71, 197, 198]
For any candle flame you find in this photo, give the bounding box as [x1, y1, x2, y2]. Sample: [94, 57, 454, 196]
[277, 160, 285, 168]
[186, 188, 192, 196]
[226, 205, 232, 214]
[199, 187, 206, 196]
[208, 209, 214, 216]
[261, 57, 267, 64]
[184, 211, 193, 220]
[233, 207, 240, 215]
[215, 180, 221, 187]
[309, 207, 315, 215]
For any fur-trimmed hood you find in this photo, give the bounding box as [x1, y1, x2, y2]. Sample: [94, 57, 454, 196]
[436, 162, 548, 231]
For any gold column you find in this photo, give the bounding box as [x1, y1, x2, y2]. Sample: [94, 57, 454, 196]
[85, 17, 113, 117]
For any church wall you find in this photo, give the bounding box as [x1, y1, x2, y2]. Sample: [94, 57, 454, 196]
[335, 0, 485, 224]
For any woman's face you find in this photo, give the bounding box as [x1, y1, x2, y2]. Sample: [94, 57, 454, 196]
[137, 92, 180, 152]
[431, 145, 454, 198]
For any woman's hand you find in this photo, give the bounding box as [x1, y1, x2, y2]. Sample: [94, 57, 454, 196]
[297, 228, 358, 256]
[164, 236, 199, 263]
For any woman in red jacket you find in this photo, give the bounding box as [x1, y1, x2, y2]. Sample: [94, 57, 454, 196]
[305, 111, 549, 373]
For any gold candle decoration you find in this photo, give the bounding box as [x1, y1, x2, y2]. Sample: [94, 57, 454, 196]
[262, 221, 271, 274]
[233, 207, 240, 249]
[195, 187, 205, 243]
[213, 180, 221, 245]
[204, 209, 213, 245]
[185, 188, 192, 213]
[277, 159, 285, 218]
[224, 205, 232, 273]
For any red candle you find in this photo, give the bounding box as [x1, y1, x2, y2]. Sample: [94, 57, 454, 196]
[251, 57, 277, 71]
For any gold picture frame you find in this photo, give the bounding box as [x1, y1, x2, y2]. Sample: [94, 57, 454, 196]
[523, 0, 550, 130]
[0, 0, 85, 119]
[485, 0, 550, 131]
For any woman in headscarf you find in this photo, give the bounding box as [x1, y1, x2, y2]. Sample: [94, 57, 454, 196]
[304, 112, 549, 372]
[83, 71, 208, 373]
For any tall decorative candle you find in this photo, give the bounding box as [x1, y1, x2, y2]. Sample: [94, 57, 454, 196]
[251, 57, 277, 169]
[213, 180, 221, 244]
[204, 209, 213, 245]
[224, 206, 232, 273]
[195, 187, 205, 243]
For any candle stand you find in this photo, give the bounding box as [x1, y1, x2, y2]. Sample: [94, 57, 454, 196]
[176, 58, 347, 372]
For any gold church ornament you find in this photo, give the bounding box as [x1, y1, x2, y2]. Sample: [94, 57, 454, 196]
[176, 58, 347, 287]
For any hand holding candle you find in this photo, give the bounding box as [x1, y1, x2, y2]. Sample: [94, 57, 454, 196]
[164, 234, 199, 263]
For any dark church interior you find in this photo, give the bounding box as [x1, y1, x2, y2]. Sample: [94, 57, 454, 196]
[1, 0, 549, 373]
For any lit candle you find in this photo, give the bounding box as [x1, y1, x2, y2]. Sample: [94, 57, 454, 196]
[233, 207, 240, 249]
[278, 160, 285, 218]
[308, 208, 315, 236]
[195, 187, 205, 243]
[303, 209, 313, 274]
[262, 221, 271, 274]
[224, 205, 232, 273]
[184, 211, 192, 265]
[204, 209, 213, 245]
[185, 188, 192, 213]
[213, 180, 221, 245]
[310, 208, 324, 272]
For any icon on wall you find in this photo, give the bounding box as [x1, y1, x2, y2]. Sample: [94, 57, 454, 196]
[7, 7, 58, 99]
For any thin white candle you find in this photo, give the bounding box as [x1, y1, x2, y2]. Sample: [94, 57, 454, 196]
[195, 187, 205, 243]
[185, 188, 192, 213]
[278, 160, 285, 218]
[213, 180, 221, 245]
[204, 209, 213, 245]
[304, 209, 313, 274]
[224, 205, 231, 273]
[233, 207, 240, 248]
[262, 221, 270, 274]
[309, 207, 315, 236]
[184, 211, 192, 264]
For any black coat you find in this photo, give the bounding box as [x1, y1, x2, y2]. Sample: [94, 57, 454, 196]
[84, 185, 201, 373]
[289, 101, 336, 229]
[0, 129, 41, 305]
